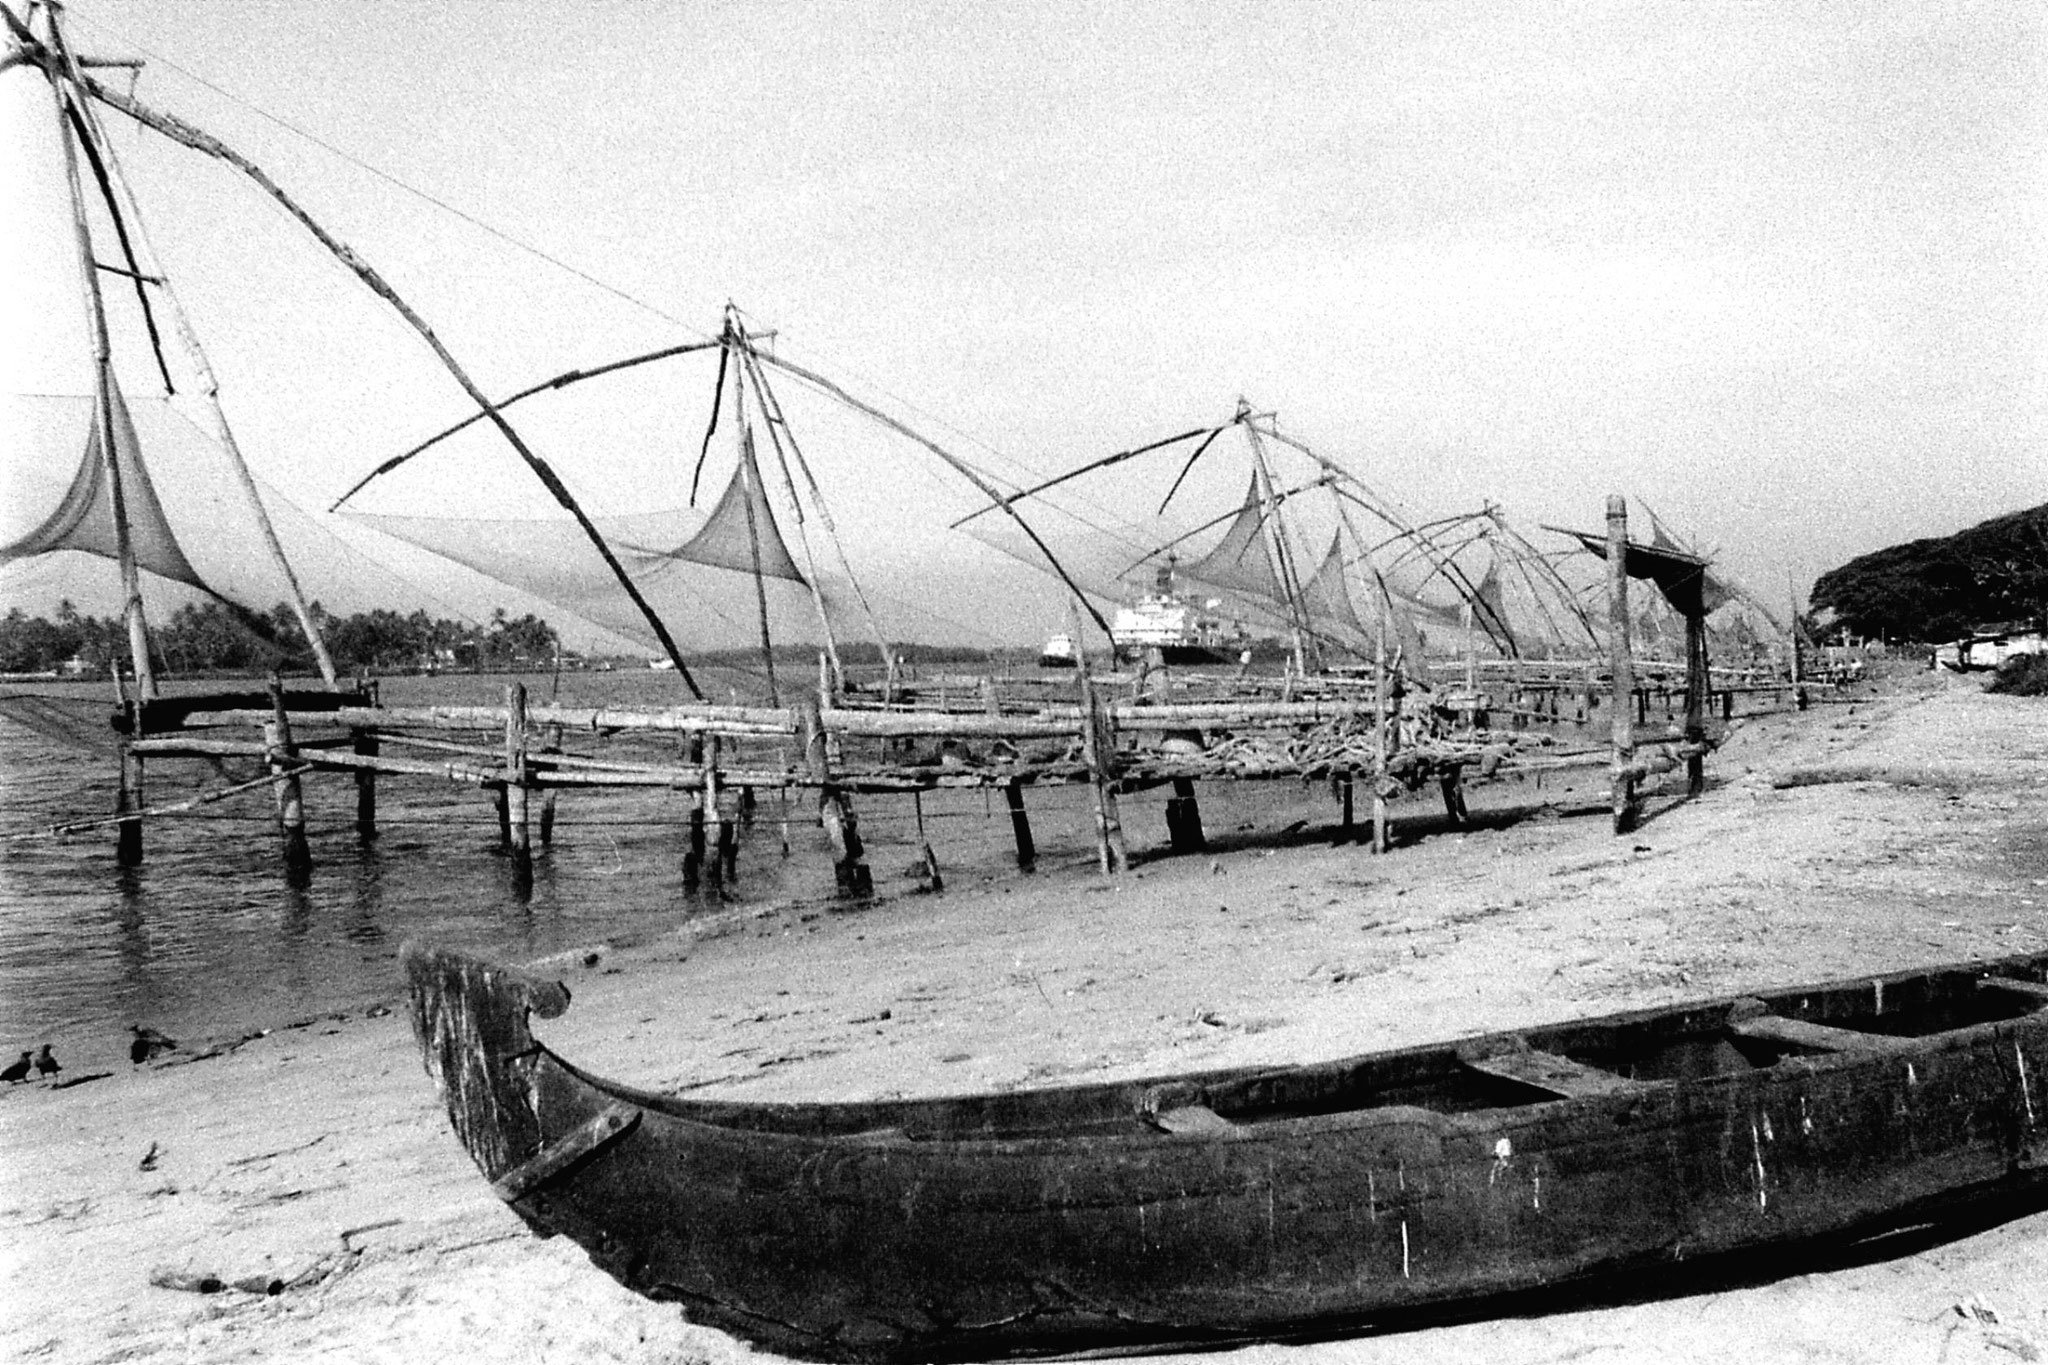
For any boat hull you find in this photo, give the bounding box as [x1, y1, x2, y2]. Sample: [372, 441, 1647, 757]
[405, 945, 2048, 1362]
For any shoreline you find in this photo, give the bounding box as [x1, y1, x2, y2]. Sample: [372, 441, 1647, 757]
[4, 667, 2046, 1363]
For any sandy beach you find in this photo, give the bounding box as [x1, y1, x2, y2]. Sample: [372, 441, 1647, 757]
[4, 664, 2045, 1365]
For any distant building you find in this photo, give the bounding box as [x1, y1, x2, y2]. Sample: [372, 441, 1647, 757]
[1931, 624, 2048, 673]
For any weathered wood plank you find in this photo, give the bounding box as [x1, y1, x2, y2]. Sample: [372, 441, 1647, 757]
[1459, 1046, 1634, 1098]
[1729, 1014, 1912, 1054]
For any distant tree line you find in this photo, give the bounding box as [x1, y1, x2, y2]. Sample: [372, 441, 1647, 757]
[1810, 504, 2048, 643]
[0, 600, 559, 677]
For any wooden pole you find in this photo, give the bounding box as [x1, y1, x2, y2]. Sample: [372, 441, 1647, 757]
[116, 668, 143, 866]
[1069, 599, 1126, 874]
[353, 727, 378, 840]
[1372, 616, 1390, 854]
[504, 682, 531, 882]
[1004, 778, 1036, 872]
[682, 733, 705, 890]
[912, 790, 943, 892]
[1685, 609, 1710, 796]
[705, 732, 725, 890]
[799, 697, 870, 896]
[1166, 776, 1205, 853]
[538, 722, 561, 846]
[1606, 496, 1638, 834]
[266, 678, 311, 880]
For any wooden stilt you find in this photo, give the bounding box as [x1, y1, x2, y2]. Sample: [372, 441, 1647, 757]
[504, 683, 531, 884]
[1069, 599, 1127, 875]
[1166, 776, 1205, 853]
[683, 798, 705, 891]
[800, 698, 870, 896]
[1372, 618, 1390, 854]
[1685, 609, 1710, 797]
[117, 688, 144, 867]
[266, 678, 312, 881]
[353, 727, 378, 841]
[1337, 771, 1355, 843]
[538, 723, 561, 847]
[718, 811, 739, 882]
[1606, 496, 1638, 835]
[913, 791, 943, 892]
[704, 733, 725, 889]
[1004, 778, 1036, 872]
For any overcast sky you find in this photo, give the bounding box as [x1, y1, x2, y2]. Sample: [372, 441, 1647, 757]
[4, 1, 2043, 644]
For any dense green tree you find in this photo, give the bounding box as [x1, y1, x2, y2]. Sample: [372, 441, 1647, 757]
[1811, 505, 2048, 643]
[0, 602, 564, 677]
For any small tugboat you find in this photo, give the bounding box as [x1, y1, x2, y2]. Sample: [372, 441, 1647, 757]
[1036, 633, 1077, 668]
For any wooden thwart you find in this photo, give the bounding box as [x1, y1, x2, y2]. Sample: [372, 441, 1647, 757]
[1459, 1044, 1632, 1099]
[1728, 1013, 1912, 1054]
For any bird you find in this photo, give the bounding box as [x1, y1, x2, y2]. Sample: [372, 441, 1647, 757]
[1, 1052, 28, 1084]
[129, 1025, 178, 1065]
[34, 1044, 59, 1080]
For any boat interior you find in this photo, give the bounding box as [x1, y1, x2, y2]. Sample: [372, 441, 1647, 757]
[567, 960, 2048, 1144]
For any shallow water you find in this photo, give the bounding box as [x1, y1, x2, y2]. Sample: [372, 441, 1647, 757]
[0, 669, 1136, 1057]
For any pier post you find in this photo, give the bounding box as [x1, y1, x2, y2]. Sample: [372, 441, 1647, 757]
[538, 723, 561, 847]
[912, 790, 943, 892]
[1004, 778, 1036, 872]
[1372, 619, 1390, 854]
[1165, 776, 1205, 853]
[1078, 679, 1127, 875]
[684, 798, 706, 891]
[266, 678, 312, 882]
[800, 698, 870, 896]
[1606, 495, 1639, 834]
[1336, 771, 1355, 843]
[1439, 772, 1469, 826]
[117, 690, 144, 867]
[1685, 608, 1710, 797]
[705, 733, 725, 891]
[352, 728, 378, 841]
[504, 683, 532, 883]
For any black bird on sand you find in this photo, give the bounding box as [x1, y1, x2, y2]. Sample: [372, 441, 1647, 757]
[129, 1025, 178, 1064]
[34, 1044, 59, 1079]
[1, 1052, 28, 1084]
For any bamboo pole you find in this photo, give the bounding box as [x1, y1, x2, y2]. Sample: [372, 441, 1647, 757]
[734, 335, 854, 692]
[731, 376, 781, 704]
[1606, 496, 1638, 835]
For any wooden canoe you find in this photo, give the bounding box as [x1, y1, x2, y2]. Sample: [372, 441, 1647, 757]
[404, 942, 2048, 1362]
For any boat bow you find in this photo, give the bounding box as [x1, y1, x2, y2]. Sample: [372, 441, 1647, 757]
[404, 941, 577, 1214]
